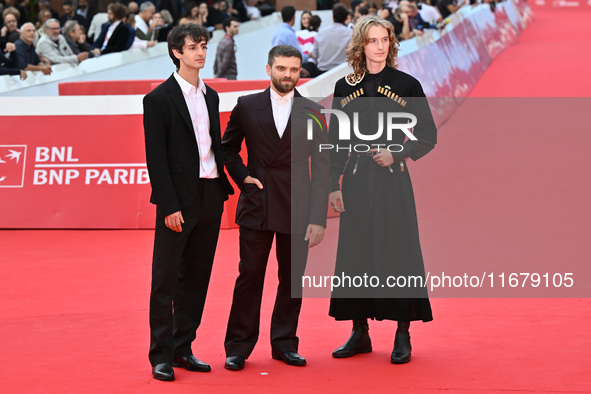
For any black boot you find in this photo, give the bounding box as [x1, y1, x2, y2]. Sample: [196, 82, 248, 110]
[332, 319, 372, 358]
[391, 321, 411, 364]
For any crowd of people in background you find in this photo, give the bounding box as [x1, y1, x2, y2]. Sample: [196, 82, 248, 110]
[1, 0, 497, 79]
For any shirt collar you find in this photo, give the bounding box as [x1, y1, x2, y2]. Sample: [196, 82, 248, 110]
[270, 87, 294, 103]
[174, 71, 207, 96]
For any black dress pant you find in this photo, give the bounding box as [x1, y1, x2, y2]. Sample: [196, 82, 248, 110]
[224, 227, 308, 358]
[149, 179, 225, 366]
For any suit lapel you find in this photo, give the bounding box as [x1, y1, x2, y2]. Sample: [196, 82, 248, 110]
[166, 75, 195, 136]
[256, 87, 281, 148]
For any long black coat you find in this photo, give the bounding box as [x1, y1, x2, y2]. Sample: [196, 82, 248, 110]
[328, 66, 436, 322]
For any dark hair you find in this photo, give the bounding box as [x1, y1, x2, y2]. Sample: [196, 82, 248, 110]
[168, 23, 209, 69]
[358, 6, 368, 15]
[108, 3, 128, 21]
[267, 44, 302, 66]
[299, 10, 312, 30]
[222, 16, 238, 32]
[309, 15, 321, 32]
[62, 0, 74, 7]
[281, 5, 296, 23]
[333, 4, 349, 24]
[181, 1, 199, 19]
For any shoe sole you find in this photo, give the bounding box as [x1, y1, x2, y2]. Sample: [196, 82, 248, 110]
[391, 357, 411, 364]
[152, 374, 175, 381]
[271, 355, 307, 366]
[332, 347, 373, 358]
[224, 364, 244, 371]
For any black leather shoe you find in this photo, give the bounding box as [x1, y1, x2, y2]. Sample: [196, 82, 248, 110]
[152, 363, 175, 381]
[332, 319, 372, 358]
[391, 321, 412, 364]
[224, 356, 245, 370]
[172, 355, 211, 372]
[272, 352, 307, 366]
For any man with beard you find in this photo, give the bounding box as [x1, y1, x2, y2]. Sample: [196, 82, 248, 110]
[221, 45, 329, 371]
[92, 2, 129, 55]
[37, 19, 89, 65]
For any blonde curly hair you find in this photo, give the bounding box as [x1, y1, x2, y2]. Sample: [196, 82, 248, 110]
[346, 15, 399, 74]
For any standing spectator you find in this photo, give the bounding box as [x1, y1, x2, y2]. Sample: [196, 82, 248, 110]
[64, 20, 100, 58]
[60, 0, 87, 28]
[135, 1, 157, 40]
[1, 7, 21, 51]
[14, 23, 52, 74]
[92, 3, 130, 55]
[312, 4, 352, 75]
[436, 0, 465, 20]
[271, 6, 307, 63]
[213, 17, 238, 79]
[37, 18, 89, 65]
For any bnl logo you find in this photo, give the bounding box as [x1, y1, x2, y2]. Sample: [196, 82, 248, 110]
[0, 145, 27, 188]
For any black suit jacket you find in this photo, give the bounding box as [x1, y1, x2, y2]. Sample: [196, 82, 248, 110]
[143, 74, 234, 218]
[222, 87, 329, 234]
[93, 21, 129, 54]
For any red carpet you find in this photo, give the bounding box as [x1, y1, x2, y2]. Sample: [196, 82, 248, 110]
[2, 7, 591, 393]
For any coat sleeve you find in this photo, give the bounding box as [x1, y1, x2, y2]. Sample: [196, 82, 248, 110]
[36, 38, 78, 65]
[328, 80, 349, 192]
[390, 79, 437, 163]
[143, 92, 181, 217]
[221, 97, 250, 189]
[308, 106, 330, 227]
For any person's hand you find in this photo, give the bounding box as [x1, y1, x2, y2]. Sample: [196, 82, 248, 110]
[147, 40, 157, 48]
[413, 29, 424, 36]
[371, 148, 394, 167]
[400, 12, 409, 22]
[165, 211, 184, 232]
[330, 190, 345, 213]
[1, 26, 7, 37]
[40, 65, 52, 75]
[243, 175, 263, 189]
[78, 34, 87, 44]
[300, 67, 310, 77]
[19, 69, 27, 80]
[4, 42, 16, 52]
[92, 48, 101, 56]
[77, 52, 89, 62]
[304, 224, 325, 248]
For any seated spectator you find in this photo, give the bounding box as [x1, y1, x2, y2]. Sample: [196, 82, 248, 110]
[1, 7, 21, 51]
[244, 0, 260, 21]
[127, 1, 140, 15]
[178, 1, 208, 27]
[391, 4, 420, 41]
[436, 0, 465, 20]
[37, 18, 89, 65]
[408, 3, 431, 30]
[87, 11, 108, 44]
[77, 0, 89, 22]
[4, 0, 27, 27]
[38, 0, 59, 20]
[367, 2, 379, 15]
[214, 17, 239, 79]
[134, 2, 156, 40]
[152, 12, 172, 42]
[416, 0, 442, 25]
[0, 41, 26, 79]
[233, 0, 250, 22]
[64, 20, 100, 59]
[14, 23, 52, 75]
[126, 12, 156, 49]
[60, 0, 87, 28]
[312, 4, 352, 75]
[92, 3, 130, 55]
[158, 0, 182, 24]
[36, 9, 52, 38]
